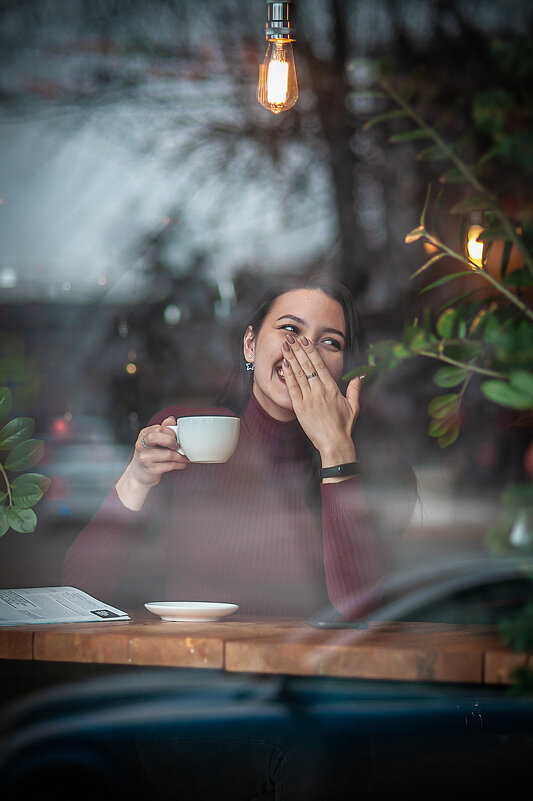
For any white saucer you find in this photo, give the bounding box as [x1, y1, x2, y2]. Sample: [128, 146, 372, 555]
[144, 601, 239, 622]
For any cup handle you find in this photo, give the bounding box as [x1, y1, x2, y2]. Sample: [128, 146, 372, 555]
[173, 422, 187, 457]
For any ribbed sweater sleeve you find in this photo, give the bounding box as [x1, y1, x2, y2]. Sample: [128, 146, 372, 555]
[60, 404, 219, 603]
[321, 476, 388, 620]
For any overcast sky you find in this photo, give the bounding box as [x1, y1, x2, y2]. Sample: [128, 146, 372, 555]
[0, 89, 335, 303]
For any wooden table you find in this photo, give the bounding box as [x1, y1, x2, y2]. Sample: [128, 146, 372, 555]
[0, 615, 527, 686]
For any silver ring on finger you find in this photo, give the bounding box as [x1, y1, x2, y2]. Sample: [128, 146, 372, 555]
[141, 435, 150, 448]
[306, 371, 318, 380]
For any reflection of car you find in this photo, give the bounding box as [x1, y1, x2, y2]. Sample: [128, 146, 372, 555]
[308, 554, 533, 627]
[370, 555, 533, 624]
[39, 415, 131, 526]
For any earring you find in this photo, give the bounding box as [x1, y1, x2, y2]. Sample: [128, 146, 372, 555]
[246, 356, 255, 371]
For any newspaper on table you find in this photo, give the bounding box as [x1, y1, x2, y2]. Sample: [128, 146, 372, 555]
[0, 586, 130, 625]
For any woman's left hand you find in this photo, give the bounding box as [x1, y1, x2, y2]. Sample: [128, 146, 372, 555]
[281, 335, 362, 465]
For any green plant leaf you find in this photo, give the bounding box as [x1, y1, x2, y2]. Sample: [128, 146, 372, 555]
[509, 370, 533, 397]
[370, 340, 399, 359]
[7, 507, 37, 533]
[416, 144, 448, 161]
[428, 393, 460, 419]
[436, 308, 459, 338]
[503, 269, 533, 287]
[518, 319, 533, 342]
[404, 226, 426, 244]
[342, 365, 376, 382]
[443, 342, 483, 361]
[450, 195, 493, 214]
[438, 289, 484, 312]
[476, 226, 509, 243]
[0, 417, 35, 451]
[468, 305, 497, 334]
[12, 473, 51, 508]
[4, 439, 45, 472]
[477, 146, 499, 167]
[482, 314, 502, 344]
[421, 307, 433, 334]
[0, 508, 9, 537]
[428, 417, 452, 437]
[11, 472, 51, 493]
[439, 168, 470, 184]
[420, 271, 473, 294]
[481, 380, 533, 410]
[389, 128, 434, 143]
[363, 109, 410, 130]
[12, 489, 44, 509]
[403, 320, 437, 350]
[0, 387, 12, 423]
[0, 490, 6, 504]
[405, 329, 432, 351]
[410, 251, 446, 279]
[438, 424, 460, 447]
[433, 366, 469, 387]
[392, 343, 410, 359]
[419, 184, 432, 228]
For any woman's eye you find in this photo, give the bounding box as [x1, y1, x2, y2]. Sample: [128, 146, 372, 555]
[321, 338, 342, 351]
[280, 324, 299, 333]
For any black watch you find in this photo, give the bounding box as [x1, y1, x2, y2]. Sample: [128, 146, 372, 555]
[320, 462, 360, 479]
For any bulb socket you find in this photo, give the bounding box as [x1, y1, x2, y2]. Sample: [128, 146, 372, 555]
[265, 1, 295, 40]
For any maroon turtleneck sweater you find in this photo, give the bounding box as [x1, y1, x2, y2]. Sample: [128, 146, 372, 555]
[62, 395, 387, 618]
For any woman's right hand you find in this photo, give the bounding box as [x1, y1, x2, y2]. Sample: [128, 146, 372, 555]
[116, 416, 189, 511]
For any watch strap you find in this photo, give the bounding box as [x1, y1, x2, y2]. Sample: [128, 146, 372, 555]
[320, 462, 360, 479]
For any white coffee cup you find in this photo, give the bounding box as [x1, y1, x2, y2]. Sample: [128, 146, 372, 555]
[168, 416, 240, 463]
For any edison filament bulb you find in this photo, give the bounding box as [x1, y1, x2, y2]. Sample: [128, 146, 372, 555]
[257, 2, 298, 114]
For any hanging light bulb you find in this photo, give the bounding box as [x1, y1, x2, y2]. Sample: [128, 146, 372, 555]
[465, 211, 485, 270]
[257, 1, 298, 114]
[466, 224, 485, 269]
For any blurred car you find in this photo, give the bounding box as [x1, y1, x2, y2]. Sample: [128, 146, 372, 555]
[38, 415, 131, 528]
[308, 553, 533, 627]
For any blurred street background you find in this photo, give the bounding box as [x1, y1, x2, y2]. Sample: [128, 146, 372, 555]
[1, 0, 532, 604]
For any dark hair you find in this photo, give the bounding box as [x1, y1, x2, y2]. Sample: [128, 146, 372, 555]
[217, 273, 366, 415]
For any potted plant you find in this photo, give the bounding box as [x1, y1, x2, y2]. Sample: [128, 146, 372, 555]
[346, 70, 533, 684]
[0, 387, 50, 537]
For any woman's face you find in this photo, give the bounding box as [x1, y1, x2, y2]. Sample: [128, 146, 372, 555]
[243, 288, 347, 421]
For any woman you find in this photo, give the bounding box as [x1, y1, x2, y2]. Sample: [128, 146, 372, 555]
[62, 274, 411, 619]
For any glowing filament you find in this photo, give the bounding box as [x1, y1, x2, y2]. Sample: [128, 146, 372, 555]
[467, 224, 485, 269]
[267, 60, 289, 105]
